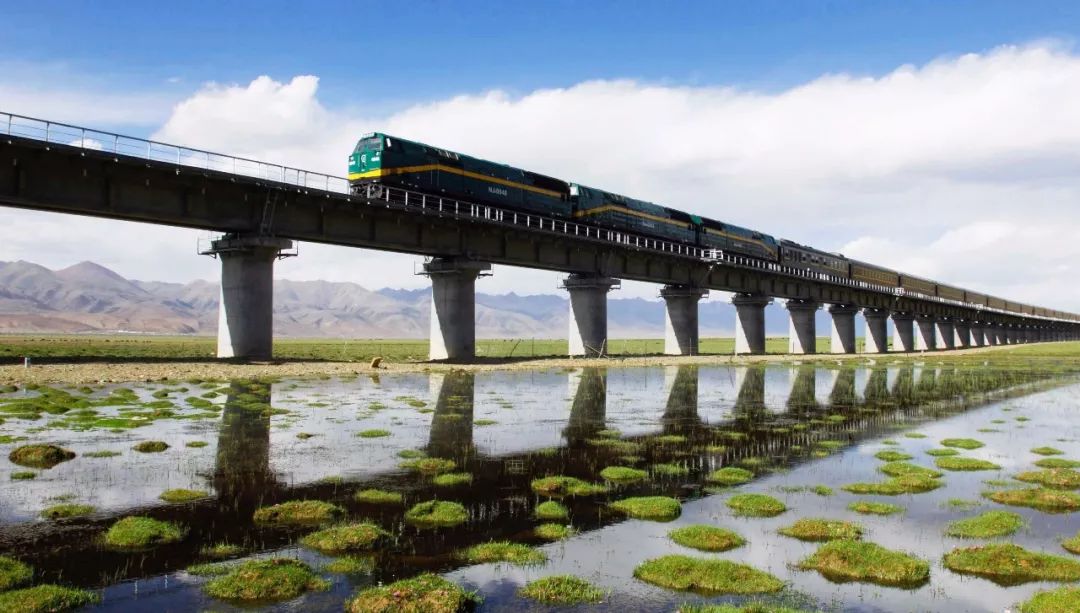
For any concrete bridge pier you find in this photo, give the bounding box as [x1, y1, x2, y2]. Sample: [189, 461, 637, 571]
[936, 318, 956, 350]
[203, 234, 294, 360]
[732, 294, 772, 355]
[891, 312, 916, 352]
[423, 258, 492, 361]
[787, 300, 820, 354]
[661, 285, 708, 355]
[953, 320, 971, 349]
[991, 325, 1004, 345]
[828, 304, 859, 354]
[563, 274, 619, 357]
[863, 308, 890, 354]
[915, 315, 937, 351]
[970, 323, 985, 347]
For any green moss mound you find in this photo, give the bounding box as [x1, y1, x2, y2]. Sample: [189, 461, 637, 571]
[104, 516, 186, 548]
[0, 555, 32, 590]
[399, 457, 457, 475]
[204, 558, 329, 603]
[322, 555, 375, 575]
[1032, 447, 1065, 456]
[347, 573, 474, 612]
[0, 584, 99, 612]
[600, 466, 648, 482]
[185, 441, 208, 448]
[357, 428, 391, 438]
[84, 450, 120, 458]
[1036, 458, 1080, 469]
[799, 540, 929, 588]
[404, 500, 468, 528]
[535, 523, 575, 541]
[7, 444, 75, 469]
[1019, 587, 1080, 613]
[779, 518, 862, 542]
[841, 473, 942, 495]
[634, 555, 784, 594]
[300, 522, 389, 554]
[253, 500, 344, 525]
[727, 494, 787, 517]
[848, 501, 903, 515]
[611, 496, 681, 521]
[10, 471, 35, 480]
[652, 462, 690, 477]
[519, 575, 605, 605]
[936, 457, 1001, 471]
[1062, 531, 1080, 554]
[943, 543, 1080, 586]
[200, 542, 243, 559]
[669, 525, 745, 552]
[945, 511, 1024, 538]
[985, 488, 1080, 513]
[432, 472, 472, 487]
[459, 541, 546, 565]
[535, 500, 569, 521]
[941, 438, 985, 450]
[133, 440, 169, 453]
[40, 503, 94, 519]
[707, 467, 754, 486]
[530, 475, 607, 497]
[926, 448, 960, 457]
[159, 488, 210, 503]
[879, 461, 943, 479]
[354, 489, 402, 504]
[677, 604, 815, 613]
[1015, 468, 1080, 489]
[874, 450, 913, 462]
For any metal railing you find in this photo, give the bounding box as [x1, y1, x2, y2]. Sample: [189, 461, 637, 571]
[2, 110, 1074, 324]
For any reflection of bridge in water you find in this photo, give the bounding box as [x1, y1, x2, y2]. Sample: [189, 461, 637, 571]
[2, 364, 1063, 589]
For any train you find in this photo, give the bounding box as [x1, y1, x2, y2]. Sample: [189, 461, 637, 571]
[347, 132, 1068, 321]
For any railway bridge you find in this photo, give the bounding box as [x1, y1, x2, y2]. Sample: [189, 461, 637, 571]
[1, 112, 1077, 360]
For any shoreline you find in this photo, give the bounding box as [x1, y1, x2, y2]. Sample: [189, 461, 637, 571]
[0, 342, 1052, 385]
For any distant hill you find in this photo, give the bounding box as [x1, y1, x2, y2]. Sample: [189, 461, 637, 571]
[0, 260, 803, 338]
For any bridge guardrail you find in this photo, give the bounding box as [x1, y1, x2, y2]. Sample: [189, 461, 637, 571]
[1, 111, 1071, 324]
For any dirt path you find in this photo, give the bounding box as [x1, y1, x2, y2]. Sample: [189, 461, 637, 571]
[0, 343, 1032, 385]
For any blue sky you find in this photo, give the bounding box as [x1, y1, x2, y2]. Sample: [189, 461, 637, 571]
[4, 1, 1078, 112]
[2, 2, 1080, 312]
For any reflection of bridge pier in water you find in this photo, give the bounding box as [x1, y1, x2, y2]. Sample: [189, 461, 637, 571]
[786, 365, 818, 416]
[732, 365, 767, 427]
[426, 371, 476, 464]
[213, 381, 280, 518]
[563, 368, 607, 445]
[661, 365, 701, 435]
[863, 367, 891, 408]
[828, 368, 858, 410]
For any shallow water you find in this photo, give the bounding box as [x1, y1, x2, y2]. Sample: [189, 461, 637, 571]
[0, 363, 1077, 612]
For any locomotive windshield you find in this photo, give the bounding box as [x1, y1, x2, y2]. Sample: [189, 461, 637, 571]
[354, 134, 383, 152]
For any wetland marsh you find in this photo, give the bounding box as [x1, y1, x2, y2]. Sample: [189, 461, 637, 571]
[0, 351, 1079, 611]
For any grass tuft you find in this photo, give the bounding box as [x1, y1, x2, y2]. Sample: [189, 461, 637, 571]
[0, 585, 99, 612]
[669, 525, 745, 552]
[941, 438, 985, 450]
[322, 555, 375, 575]
[357, 429, 391, 438]
[204, 558, 329, 602]
[778, 518, 862, 542]
[346, 573, 474, 612]
[300, 522, 389, 554]
[943, 543, 1080, 586]
[200, 542, 243, 559]
[1032, 447, 1065, 456]
[874, 450, 913, 462]
[432, 472, 473, 487]
[104, 516, 186, 549]
[530, 475, 608, 497]
[519, 575, 605, 605]
[535, 523, 575, 540]
[633, 555, 784, 594]
[936, 457, 1001, 471]
[354, 489, 402, 504]
[600, 466, 648, 482]
[945, 511, 1024, 538]
[40, 503, 94, 519]
[841, 473, 941, 495]
[399, 457, 457, 475]
[253, 500, 343, 525]
[879, 461, 943, 479]
[1015, 468, 1080, 489]
[535, 500, 569, 521]
[652, 462, 690, 477]
[10, 471, 35, 480]
[1063, 531, 1080, 554]
[926, 448, 960, 457]
[185, 441, 208, 448]
[84, 450, 121, 458]
[458, 541, 546, 565]
[847, 501, 903, 515]
[7, 444, 75, 469]
[0, 555, 32, 590]
[611, 496, 681, 521]
[159, 489, 210, 503]
[1019, 587, 1080, 613]
[404, 500, 469, 528]
[726, 494, 787, 517]
[798, 540, 929, 588]
[132, 440, 169, 453]
[707, 467, 754, 486]
[1036, 458, 1080, 469]
[984, 488, 1080, 513]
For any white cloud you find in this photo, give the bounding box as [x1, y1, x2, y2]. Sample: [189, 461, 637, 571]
[4, 43, 1080, 314]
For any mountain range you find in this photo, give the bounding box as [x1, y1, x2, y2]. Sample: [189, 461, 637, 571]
[0, 260, 801, 338]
